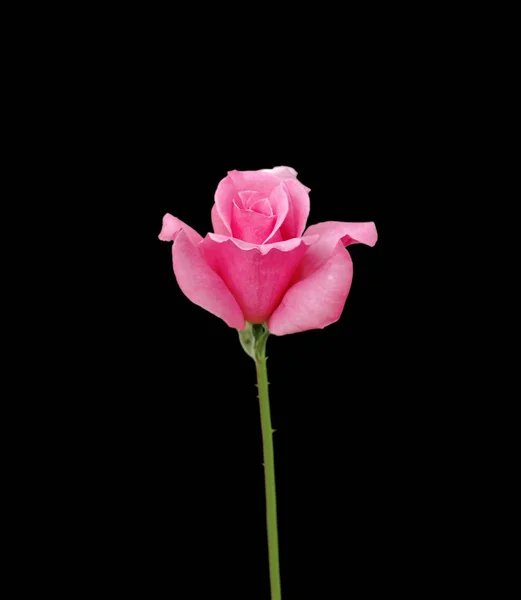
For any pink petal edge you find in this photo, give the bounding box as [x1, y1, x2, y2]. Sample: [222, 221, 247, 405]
[304, 221, 378, 247]
[211, 204, 230, 236]
[263, 182, 289, 243]
[214, 176, 235, 236]
[261, 166, 298, 180]
[207, 233, 319, 254]
[298, 221, 377, 280]
[158, 213, 202, 244]
[227, 169, 281, 195]
[280, 178, 311, 239]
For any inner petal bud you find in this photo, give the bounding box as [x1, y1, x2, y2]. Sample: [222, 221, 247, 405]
[249, 197, 273, 217]
[237, 191, 272, 216]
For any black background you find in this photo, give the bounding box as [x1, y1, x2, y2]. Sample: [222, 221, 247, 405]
[10, 7, 511, 596]
[24, 27, 467, 597]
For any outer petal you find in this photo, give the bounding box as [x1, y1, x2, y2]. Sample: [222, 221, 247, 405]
[171, 230, 245, 329]
[279, 178, 311, 239]
[300, 221, 377, 278]
[268, 242, 353, 336]
[261, 166, 298, 179]
[201, 234, 318, 324]
[211, 204, 229, 235]
[304, 221, 378, 248]
[227, 169, 281, 195]
[214, 176, 235, 235]
[158, 213, 202, 244]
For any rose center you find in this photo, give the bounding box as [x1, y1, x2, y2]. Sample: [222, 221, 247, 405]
[237, 190, 273, 217]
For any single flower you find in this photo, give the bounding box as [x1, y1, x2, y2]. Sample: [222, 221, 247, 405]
[159, 166, 377, 335]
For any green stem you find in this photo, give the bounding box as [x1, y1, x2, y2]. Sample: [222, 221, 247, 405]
[256, 351, 281, 600]
[238, 323, 282, 597]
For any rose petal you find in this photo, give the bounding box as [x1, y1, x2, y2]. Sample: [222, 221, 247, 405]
[237, 191, 269, 212]
[279, 178, 311, 239]
[304, 220, 378, 247]
[262, 166, 298, 179]
[206, 233, 318, 254]
[300, 221, 377, 278]
[171, 229, 245, 329]
[268, 242, 353, 335]
[231, 202, 280, 244]
[158, 213, 202, 244]
[214, 176, 235, 235]
[263, 183, 289, 243]
[227, 169, 281, 195]
[211, 204, 229, 235]
[248, 196, 272, 216]
[201, 234, 318, 324]
[268, 220, 377, 335]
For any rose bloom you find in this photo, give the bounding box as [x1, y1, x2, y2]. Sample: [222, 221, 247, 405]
[159, 167, 376, 335]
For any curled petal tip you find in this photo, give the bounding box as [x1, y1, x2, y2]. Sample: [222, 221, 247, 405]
[159, 214, 203, 244]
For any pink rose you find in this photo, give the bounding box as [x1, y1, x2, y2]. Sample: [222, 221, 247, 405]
[159, 167, 377, 335]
